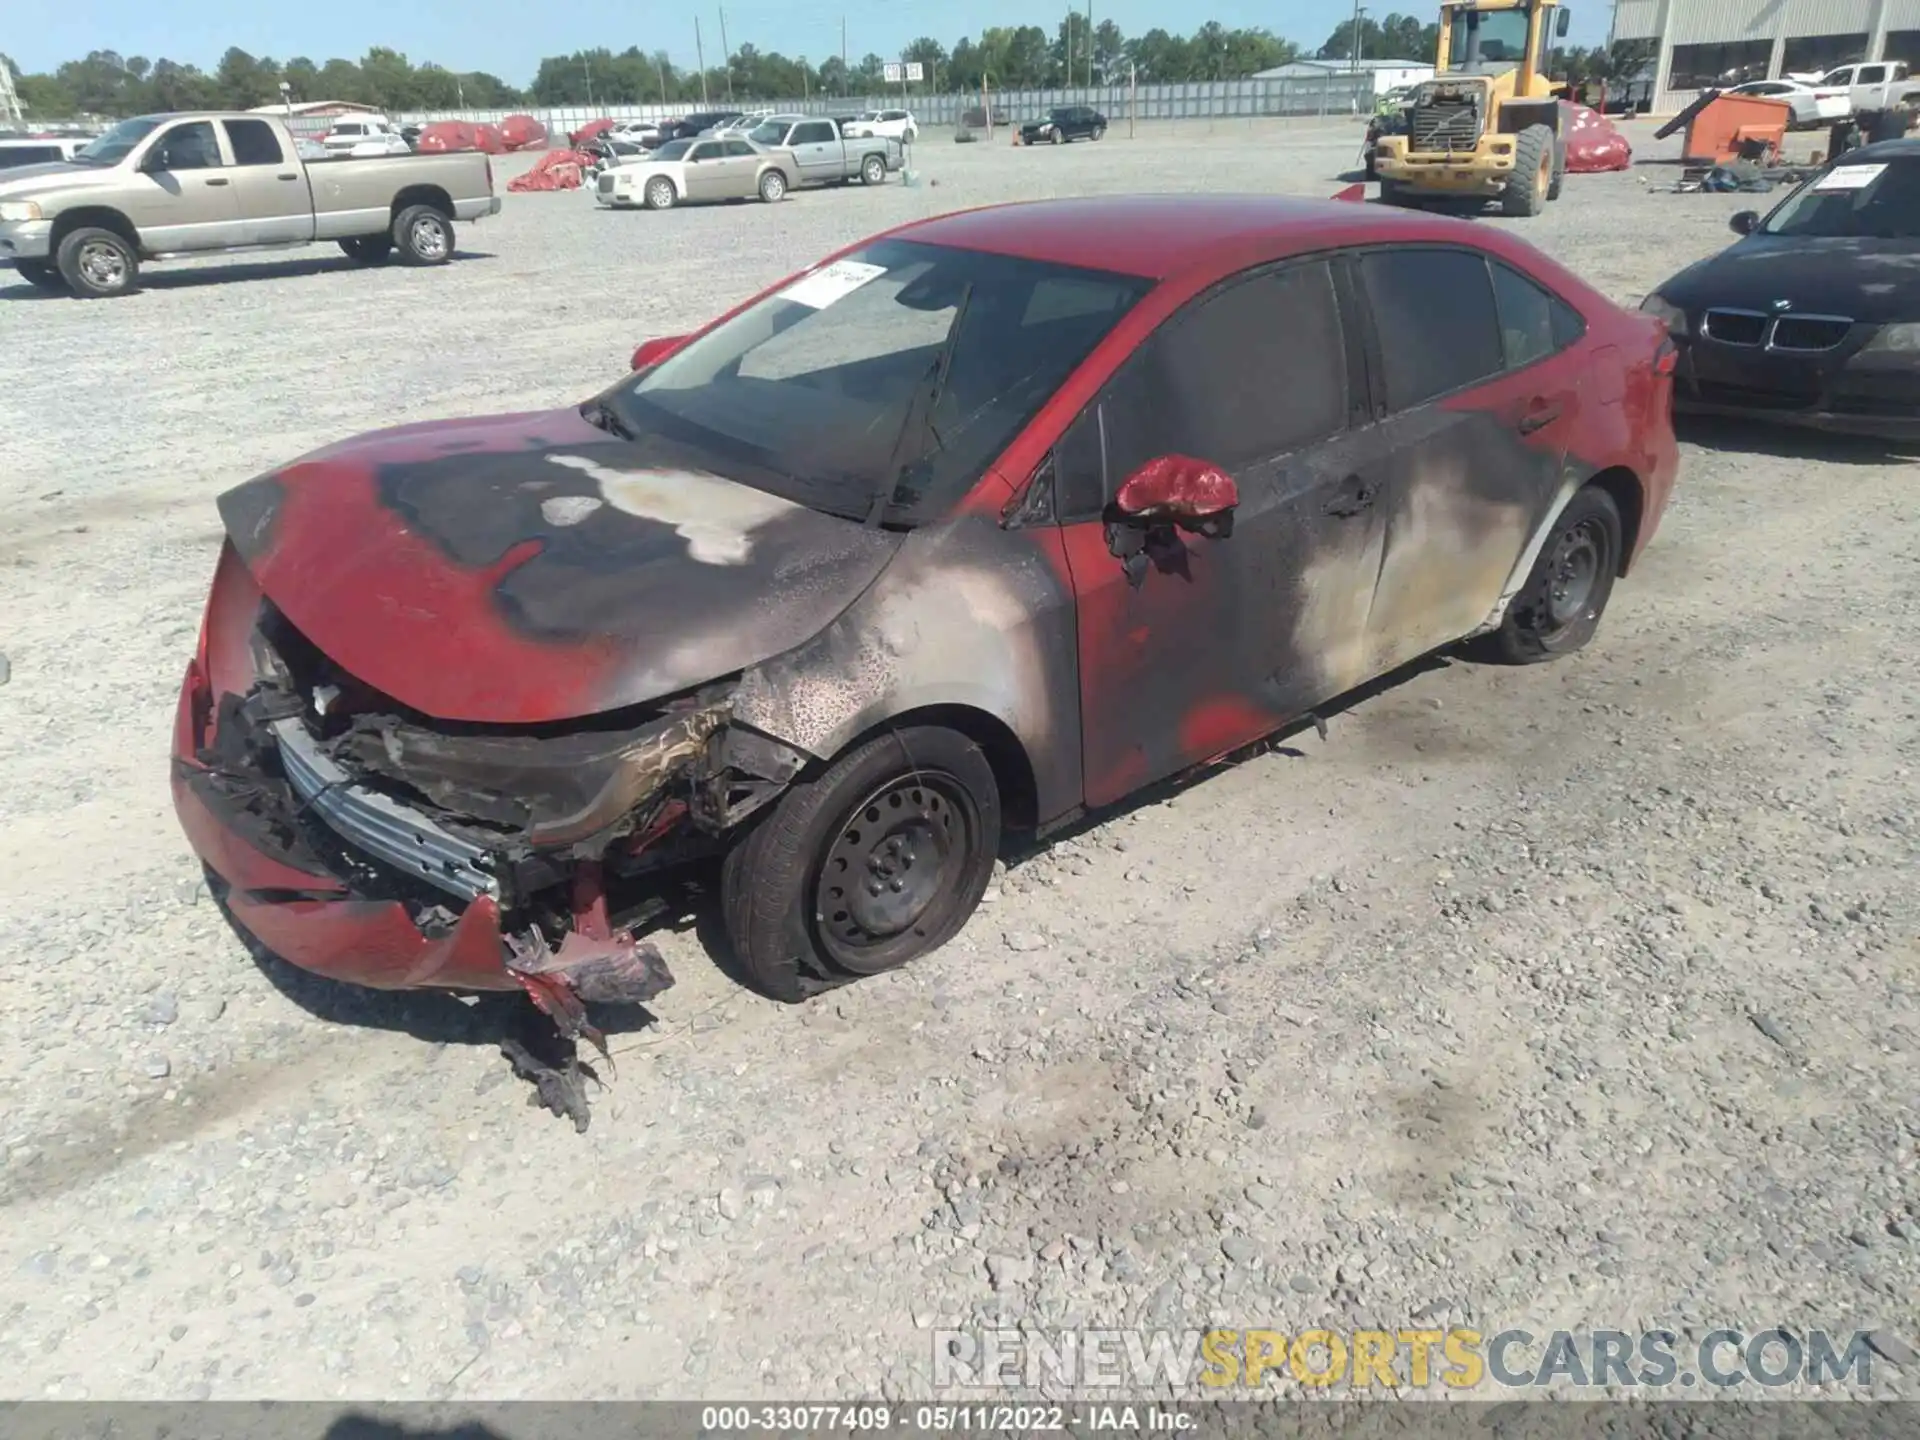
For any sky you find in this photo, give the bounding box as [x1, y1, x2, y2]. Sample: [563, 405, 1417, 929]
[11, 0, 1615, 86]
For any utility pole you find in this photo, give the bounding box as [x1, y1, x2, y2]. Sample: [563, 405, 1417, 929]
[1350, 0, 1366, 72]
[1087, 0, 1094, 86]
[657, 54, 669, 104]
[841, 16, 849, 96]
[719, 7, 734, 101]
[585, 56, 594, 108]
[1065, 5, 1073, 90]
[696, 17, 710, 104]
[0, 56, 24, 127]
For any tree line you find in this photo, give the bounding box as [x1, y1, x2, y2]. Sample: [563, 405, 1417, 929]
[4, 24, 1658, 121]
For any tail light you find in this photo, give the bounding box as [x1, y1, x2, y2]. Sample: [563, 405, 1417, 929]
[1654, 335, 1678, 377]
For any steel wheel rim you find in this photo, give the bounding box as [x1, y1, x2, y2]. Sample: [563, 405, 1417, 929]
[763, 172, 784, 199]
[864, 159, 883, 183]
[410, 216, 448, 259]
[1546, 519, 1603, 626]
[647, 179, 672, 207]
[79, 241, 127, 289]
[815, 770, 976, 969]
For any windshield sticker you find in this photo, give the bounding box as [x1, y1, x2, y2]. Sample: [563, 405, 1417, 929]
[1813, 163, 1886, 191]
[780, 260, 888, 310]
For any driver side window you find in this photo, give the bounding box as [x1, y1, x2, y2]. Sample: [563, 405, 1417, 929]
[149, 121, 223, 172]
[1054, 260, 1350, 522]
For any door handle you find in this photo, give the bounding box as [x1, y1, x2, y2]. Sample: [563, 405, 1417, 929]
[1324, 475, 1376, 518]
[204, 177, 230, 186]
[277, 173, 300, 181]
[1516, 401, 1562, 434]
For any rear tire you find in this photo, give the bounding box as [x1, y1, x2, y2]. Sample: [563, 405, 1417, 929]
[1480, 485, 1622, 664]
[55, 226, 139, 298]
[861, 154, 887, 185]
[13, 259, 65, 291]
[1502, 124, 1554, 217]
[721, 725, 1002, 1003]
[391, 204, 453, 265]
[643, 176, 677, 210]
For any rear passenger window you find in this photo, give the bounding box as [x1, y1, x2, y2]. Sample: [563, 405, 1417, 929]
[1489, 260, 1586, 369]
[1102, 260, 1349, 477]
[724, 139, 754, 156]
[1359, 249, 1502, 408]
[794, 121, 834, 143]
[224, 119, 285, 166]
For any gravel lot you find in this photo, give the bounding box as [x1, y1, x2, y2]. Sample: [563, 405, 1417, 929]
[2, 116, 1918, 1403]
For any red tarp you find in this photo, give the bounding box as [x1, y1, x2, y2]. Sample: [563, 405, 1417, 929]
[507, 149, 594, 192]
[1561, 101, 1632, 173]
[570, 118, 616, 147]
[417, 121, 479, 153]
[473, 123, 508, 155]
[499, 114, 548, 150]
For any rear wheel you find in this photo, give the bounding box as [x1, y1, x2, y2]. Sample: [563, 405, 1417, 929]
[1502, 124, 1554, 217]
[1481, 485, 1622, 664]
[721, 725, 1002, 1002]
[861, 154, 887, 185]
[644, 176, 677, 210]
[13, 259, 65, 291]
[392, 204, 453, 265]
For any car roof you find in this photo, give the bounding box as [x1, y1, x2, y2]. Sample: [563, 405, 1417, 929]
[1838, 138, 1920, 163]
[890, 193, 1537, 282]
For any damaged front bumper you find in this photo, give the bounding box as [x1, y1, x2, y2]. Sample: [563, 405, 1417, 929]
[170, 572, 807, 1003]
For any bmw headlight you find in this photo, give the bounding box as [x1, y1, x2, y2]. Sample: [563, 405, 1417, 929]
[0, 200, 44, 223]
[1639, 292, 1688, 337]
[1862, 322, 1920, 353]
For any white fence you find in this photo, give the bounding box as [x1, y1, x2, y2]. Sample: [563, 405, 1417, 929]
[395, 75, 1375, 134]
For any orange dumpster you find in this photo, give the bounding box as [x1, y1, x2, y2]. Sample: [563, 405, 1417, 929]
[1681, 93, 1790, 165]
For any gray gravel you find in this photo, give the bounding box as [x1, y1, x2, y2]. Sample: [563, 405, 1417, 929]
[1, 117, 1917, 1402]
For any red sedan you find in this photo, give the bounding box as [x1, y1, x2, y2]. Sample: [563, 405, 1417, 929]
[173, 194, 1678, 1043]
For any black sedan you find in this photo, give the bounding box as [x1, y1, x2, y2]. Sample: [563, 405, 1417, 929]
[1020, 105, 1107, 144]
[1642, 139, 1920, 438]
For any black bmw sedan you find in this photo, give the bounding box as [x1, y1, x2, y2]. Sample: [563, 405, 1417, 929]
[1641, 139, 1920, 438]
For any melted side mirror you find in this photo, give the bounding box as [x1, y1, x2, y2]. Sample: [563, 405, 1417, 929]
[630, 333, 690, 371]
[1730, 209, 1760, 235]
[1114, 455, 1239, 529]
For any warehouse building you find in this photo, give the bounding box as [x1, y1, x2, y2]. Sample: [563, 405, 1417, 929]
[1251, 58, 1436, 97]
[1613, 0, 1920, 109]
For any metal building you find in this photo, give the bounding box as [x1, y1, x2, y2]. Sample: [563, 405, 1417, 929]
[1614, 0, 1920, 109]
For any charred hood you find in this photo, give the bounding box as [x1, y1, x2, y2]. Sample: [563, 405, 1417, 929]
[218, 407, 904, 725]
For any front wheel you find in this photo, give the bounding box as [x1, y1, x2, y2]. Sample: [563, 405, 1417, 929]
[55, 226, 140, 298]
[392, 204, 453, 265]
[644, 176, 677, 210]
[1092, 125, 1106, 140]
[1051, 129, 1063, 145]
[1480, 484, 1622, 664]
[758, 168, 788, 202]
[721, 725, 1002, 1002]
[1378, 176, 1417, 207]
[1501, 124, 1554, 217]
[861, 154, 887, 185]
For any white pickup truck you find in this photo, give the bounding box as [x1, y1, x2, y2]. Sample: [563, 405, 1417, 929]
[1812, 60, 1918, 116]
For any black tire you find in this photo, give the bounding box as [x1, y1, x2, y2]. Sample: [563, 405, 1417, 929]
[1093, 125, 1106, 140]
[1051, 128, 1063, 145]
[339, 235, 393, 265]
[1364, 149, 1378, 180]
[1481, 484, 1622, 664]
[721, 725, 1002, 1003]
[13, 259, 65, 291]
[758, 168, 788, 202]
[1378, 176, 1417, 207]
[643, 175, 677, 210]
[1547, 138, 1566, 200]
[391, 204, 453, 265]
[1502, 124, 1554, 217]
[861, 154, 887, 185]
[55, 226, 139, 299]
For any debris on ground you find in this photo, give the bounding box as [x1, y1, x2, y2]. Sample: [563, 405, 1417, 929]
[507, 151, 593, 192]
[1561, 101, 1632, 173]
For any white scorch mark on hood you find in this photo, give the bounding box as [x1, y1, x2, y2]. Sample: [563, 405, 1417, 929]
[545, 454, 796, 565]
[540, 494, 605, 526]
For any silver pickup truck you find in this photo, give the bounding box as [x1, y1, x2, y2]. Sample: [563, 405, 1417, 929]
[0, 111, 500, 298]
[747, 115, 905, 187]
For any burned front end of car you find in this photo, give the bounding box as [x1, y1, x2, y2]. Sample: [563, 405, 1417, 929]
[170, 543, 806, 1018]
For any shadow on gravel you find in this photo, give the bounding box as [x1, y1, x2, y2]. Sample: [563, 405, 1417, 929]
[1677, 414, 1920, 464]
[1, 250, 497, 300]
[326, 1418, 511, 1440]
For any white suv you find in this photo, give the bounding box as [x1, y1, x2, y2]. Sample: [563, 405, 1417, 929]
[847, 108, 918, 142]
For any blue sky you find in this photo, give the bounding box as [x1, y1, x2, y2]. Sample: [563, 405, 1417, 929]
[15, 0, 1613, 84]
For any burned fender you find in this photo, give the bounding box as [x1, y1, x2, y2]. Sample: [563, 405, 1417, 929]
[729, 513, 1084, 826]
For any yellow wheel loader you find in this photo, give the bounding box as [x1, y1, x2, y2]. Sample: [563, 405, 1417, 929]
[1372, 0, 1572, 216]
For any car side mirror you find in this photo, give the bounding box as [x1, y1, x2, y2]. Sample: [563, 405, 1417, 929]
[1730, 209, 1759, 235]
[1556, 8, 1572, 37]
[1114, 455, 1238, 531]
[630, 334, 690, 371]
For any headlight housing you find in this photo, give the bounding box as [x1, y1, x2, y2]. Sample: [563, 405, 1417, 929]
[1639, 292, 1688, 337]
[0, 200, 44, 223]
[1861, 322, 1920, 353]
